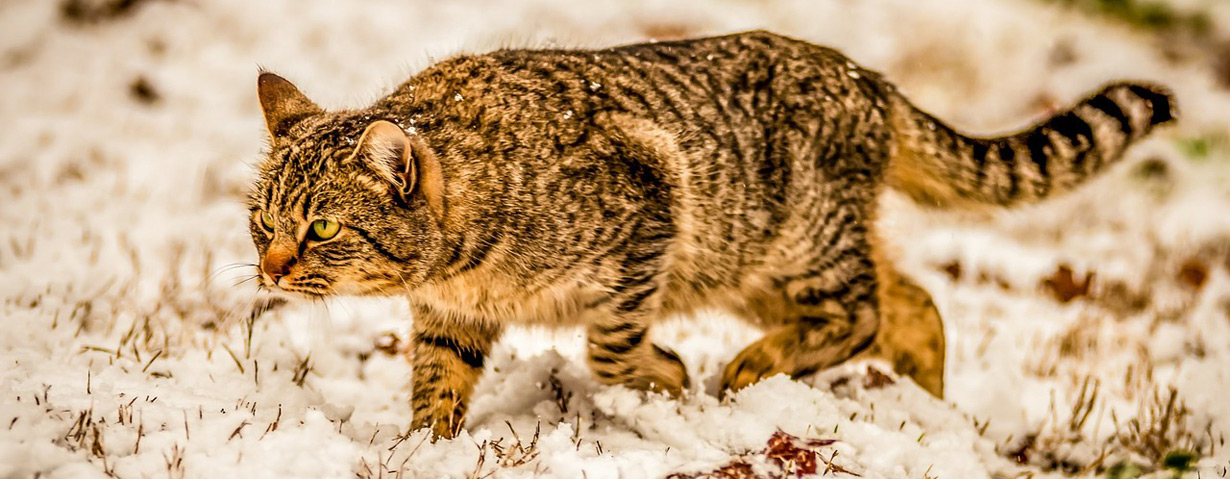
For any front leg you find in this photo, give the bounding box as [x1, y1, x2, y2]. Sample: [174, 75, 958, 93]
[408, 303, 501, 439]
[584, 246, 689, 395]
[587, 312, 690, 396]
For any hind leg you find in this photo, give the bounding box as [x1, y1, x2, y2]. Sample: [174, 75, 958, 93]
[857, 263, 945, 397]
[721, 249, 881, 394]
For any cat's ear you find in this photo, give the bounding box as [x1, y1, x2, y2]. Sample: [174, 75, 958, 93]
[357, 120, 446, 223]
[257, 72, 322, 139]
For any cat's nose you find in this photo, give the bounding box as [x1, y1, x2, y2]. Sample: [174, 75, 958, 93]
[261, 247, 297, 284]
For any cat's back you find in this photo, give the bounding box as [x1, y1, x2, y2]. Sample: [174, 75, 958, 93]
[398, 31, 859, 127]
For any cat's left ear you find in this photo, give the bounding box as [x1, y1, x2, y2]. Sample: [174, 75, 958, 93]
[356, 120, 446, 223]
[257, 72, 322, 139]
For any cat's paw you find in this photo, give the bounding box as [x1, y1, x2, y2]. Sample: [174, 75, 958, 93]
[411, 394, 466, 440]
[644, 344, 690, 396]
[597, 344, 691, 397]
[719, 343, 791, 398]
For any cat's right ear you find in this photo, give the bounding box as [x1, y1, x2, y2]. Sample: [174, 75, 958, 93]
[355, 120, 446, 223]
[257, 72, 322, 139]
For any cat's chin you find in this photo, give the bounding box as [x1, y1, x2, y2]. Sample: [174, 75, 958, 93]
[259, 285, 330, 300]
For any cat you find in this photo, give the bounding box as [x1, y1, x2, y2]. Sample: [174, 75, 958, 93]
[247, 30, 1175, 439]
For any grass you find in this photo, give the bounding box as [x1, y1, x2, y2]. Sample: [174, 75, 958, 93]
[1044, 0, 1212, 36]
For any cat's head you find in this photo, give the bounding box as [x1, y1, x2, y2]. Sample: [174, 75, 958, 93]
[247, 72, 446, 297]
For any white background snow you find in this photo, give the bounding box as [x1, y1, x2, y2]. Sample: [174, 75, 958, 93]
[2, 0, 1229, 478]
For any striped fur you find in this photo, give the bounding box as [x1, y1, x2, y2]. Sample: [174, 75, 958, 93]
[247, 31, 1176, 439]
[889, 82, 1176, 208]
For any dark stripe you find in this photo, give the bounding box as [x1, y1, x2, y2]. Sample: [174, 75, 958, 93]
[697, 74, 747, 174]
[593, 365, 637, 380]
[589, 354, 618, 364]
[1025, 130, 1052, 195]
[1127, 85, 1173, 125]
[348, 226, 411, 262]
[1047, 112, 1095, 172]
[451, 232, 500, 275]
[653, 345, 681, 363]
[583, 296, 614, 310]
[596, 322, 637, 335]
[849, 328, 877, 356]
[1086, 93, 1133, 137]
[315, 245, 358, 263]
[594, 329, 645, 355]
[642, 78, 690, 123]
[301, 189, 313, 220]
[605, 57, 655, 115]
[609, 55, 673, 113]
[615, 286, 656, 313]
[443, 239, 465, 268]
[790, 365, 819, 380]
[998, 143, 1020, 202]
[970, 141, 989, 189]
[1047, 112, 1094, 150]
[794, 287, 825, 306]
[595, 370, 619, 379]
[416, 335, 484, 369]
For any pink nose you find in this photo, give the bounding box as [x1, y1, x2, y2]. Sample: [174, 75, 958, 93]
[262, 247, 297, 283]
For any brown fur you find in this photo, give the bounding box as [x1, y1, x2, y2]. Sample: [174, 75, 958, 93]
[247, 31, 1175, 438]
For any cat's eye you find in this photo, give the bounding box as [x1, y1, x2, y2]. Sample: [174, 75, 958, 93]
[259, 211, 275, 232]
[308, 219, 341, 241]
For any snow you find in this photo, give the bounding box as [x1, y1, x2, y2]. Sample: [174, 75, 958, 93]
[2, 0, 1230, 477]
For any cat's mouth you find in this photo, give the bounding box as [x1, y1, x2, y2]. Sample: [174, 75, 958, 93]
[279, 285, 330, 297]
[261, 278, 333, 297]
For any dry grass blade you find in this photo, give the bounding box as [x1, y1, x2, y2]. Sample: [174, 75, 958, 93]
[1114, 386, 1209, 465]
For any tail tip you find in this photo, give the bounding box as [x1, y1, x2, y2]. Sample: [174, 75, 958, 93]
[1106, 81, 1178, 127]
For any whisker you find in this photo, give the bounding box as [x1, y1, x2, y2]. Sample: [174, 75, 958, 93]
[206, 290, 264, 332]
[395, 271, 413, 296]
[207, 262, 259, 286]
[232, 275, 261, 288]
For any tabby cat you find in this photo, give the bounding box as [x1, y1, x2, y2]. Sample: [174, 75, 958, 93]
[247, 31, 1175, 439]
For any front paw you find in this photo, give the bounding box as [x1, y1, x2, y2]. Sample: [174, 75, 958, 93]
[720, 344, 790, 398]
[645, 345, 691, 396]
[412, 393, 466, 440]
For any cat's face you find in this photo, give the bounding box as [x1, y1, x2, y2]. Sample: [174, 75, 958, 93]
[248, 73, 447, 297]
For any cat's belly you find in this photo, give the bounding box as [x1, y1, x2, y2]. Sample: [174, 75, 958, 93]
[409, 271, 606, 327]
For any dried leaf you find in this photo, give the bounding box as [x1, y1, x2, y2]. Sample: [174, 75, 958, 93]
[375, 332, 402, 356]
[1177, 259, 1208, 291]
[767, 431, 819, 475]
[863, 366, 896, 389]
[940, 261, 962, 281]
[1041, 264, 1094, 303]
[664, 431, 846, 478]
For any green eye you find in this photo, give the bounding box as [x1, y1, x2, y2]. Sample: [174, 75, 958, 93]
[259, 211, 275, 231]
[309, 219, 341, 241]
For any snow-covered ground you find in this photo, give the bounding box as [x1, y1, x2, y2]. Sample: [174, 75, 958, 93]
[2, 0, 1230, 477]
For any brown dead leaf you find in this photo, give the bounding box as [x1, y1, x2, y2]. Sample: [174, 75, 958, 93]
[1041, 264, 1094, 303]
[664, 431, 846, 479]
[863, 366, 896, 389]
[940, 261, 962, 281]
[766, 431, 819, 475]
[1177, 259, 1208, 291]
[374, 332, 402, 356]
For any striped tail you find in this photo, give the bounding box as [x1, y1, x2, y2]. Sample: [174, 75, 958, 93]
[887, 82, 1177, 208]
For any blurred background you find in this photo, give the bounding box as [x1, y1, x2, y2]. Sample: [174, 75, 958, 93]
[2, 0, 1230, 478]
